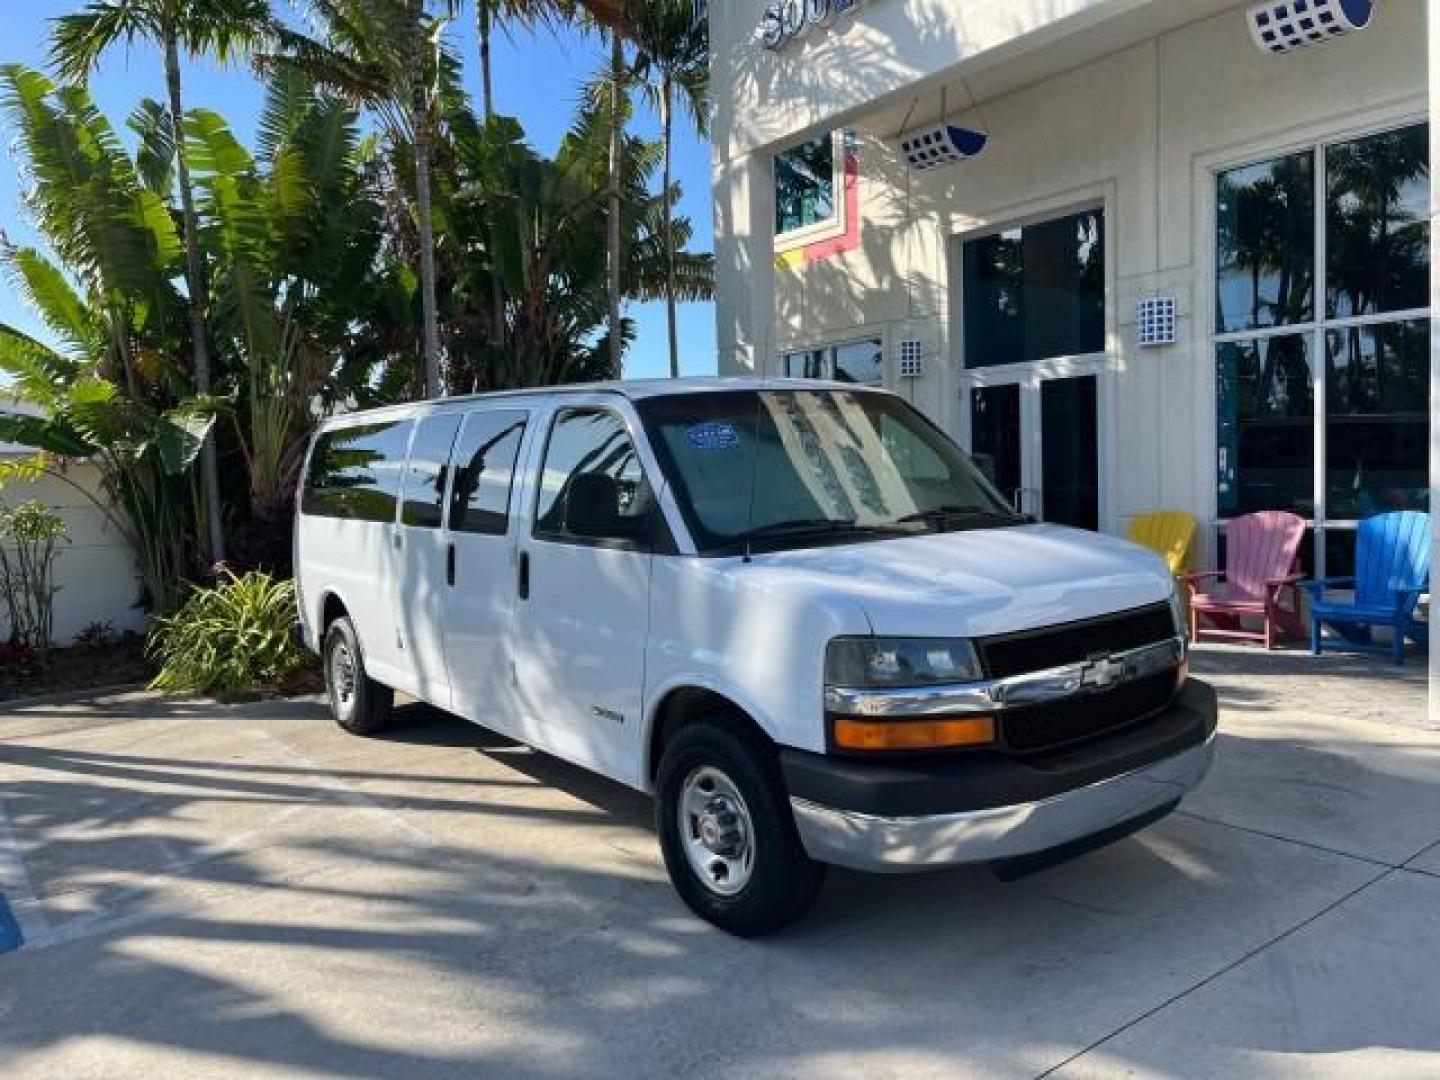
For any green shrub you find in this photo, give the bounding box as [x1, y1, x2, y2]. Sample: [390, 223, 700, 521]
[147, 570, 308, 697]
[0, 499, 68, 650]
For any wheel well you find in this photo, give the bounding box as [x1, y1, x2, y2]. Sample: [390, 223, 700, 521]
[647, 687, 770, 783]
[321, 593, 348, 632]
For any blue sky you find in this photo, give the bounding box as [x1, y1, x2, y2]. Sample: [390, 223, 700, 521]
[0, 0, 717, 380]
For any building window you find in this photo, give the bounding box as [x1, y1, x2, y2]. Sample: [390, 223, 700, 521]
[1214, 122, 1430, 567]
[961, 209, 1105, 369]
[775, 133, 837, 237]
[781, 338, 884, 385]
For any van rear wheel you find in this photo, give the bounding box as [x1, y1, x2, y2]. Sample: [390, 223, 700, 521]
[323, 617, 394, 735]
[656, 719, 825, 936]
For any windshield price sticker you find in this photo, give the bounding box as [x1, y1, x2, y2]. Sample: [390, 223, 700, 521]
[686, 423, 741, 451]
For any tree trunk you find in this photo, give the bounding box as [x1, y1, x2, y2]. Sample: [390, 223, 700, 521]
[478, 2, 505, 379]
[662, 73, 678, 379]
[478, 1, 494, 120]
[165, 32, 226, 565]
[606, 28, 624, 379]
[413, 95, 443, 398]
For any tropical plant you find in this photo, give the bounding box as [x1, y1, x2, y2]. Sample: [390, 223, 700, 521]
[187, 72, 389, 533]
[0, 65, 215, 613]
[438, 102, 712, 391]
[49, 0, 279, 564]
[0, 500, 69, 650]
[147, 569, 309, 696]
[266, 0, 458, 398]
[630, 0, 708, 378]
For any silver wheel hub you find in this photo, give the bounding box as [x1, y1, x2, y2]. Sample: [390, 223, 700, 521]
[679, 766, 755, 897]
[330, 642, 357, 715]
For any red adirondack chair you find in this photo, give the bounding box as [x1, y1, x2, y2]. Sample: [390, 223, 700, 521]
[1185, 511, 1306, 649]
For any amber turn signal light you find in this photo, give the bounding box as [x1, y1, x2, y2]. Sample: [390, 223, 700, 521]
[832, 715, 997, 751]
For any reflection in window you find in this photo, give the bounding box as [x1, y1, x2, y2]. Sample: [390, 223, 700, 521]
[449, 411, 526, 536]
[962, 210, 1105, 368]
[534, 410, 653, 543]
[781, 339, 883, 385]
[1325, 320, 1429, 518]
[775, 134, 836, 236]
[1327, 124, 1431, 319]
[1216, 152, 1314, 333]
[303, 421, 412, 522]
[1215, 335, 1313, 518]
[401, 414, 462, 529]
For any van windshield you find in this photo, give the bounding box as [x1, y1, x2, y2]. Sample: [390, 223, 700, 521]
[636, 389, 1024, 554]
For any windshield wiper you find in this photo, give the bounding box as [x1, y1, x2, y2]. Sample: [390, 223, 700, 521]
[732, 517, 860, 542]
[897, 505, 1025, 528]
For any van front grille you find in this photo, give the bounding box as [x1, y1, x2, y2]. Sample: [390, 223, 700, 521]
[977, 603, 1176, 680]
[1002, 669, 1181, 753]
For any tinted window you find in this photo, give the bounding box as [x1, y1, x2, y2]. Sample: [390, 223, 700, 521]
[449, 410, 527, 535]
[1216, 151, 1315, 333]
[303, 420, 412, 522]
[535, 409, 655, 547]
[775, 133, 836, 235]
[1325, 319, 1429, 518]
[962, 210, 1105, 368]
[1215, 335, 1313, 518]
[400, 414, 462, 528]
[1326, 124, 1430, 319]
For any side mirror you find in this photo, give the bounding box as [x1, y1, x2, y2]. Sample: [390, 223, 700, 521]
[564, 473, 650, 544]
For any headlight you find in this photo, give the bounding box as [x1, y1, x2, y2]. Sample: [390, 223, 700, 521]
[825, 636, 983, 688]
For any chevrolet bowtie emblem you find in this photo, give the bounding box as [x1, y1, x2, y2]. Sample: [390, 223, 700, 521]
[1081, 655, 1128, 689]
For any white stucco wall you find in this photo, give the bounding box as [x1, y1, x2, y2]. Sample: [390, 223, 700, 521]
[0, 460, 147, 645]
[714, 0, 1429, 567]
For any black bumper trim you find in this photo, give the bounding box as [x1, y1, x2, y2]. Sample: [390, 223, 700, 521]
[781, 678, 1218, 819]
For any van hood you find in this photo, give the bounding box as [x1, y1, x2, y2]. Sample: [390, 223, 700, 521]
[744, 524, 1174, 638]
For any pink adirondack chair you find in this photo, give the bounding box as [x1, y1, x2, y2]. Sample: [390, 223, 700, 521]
[1185, 511, 1306, 649]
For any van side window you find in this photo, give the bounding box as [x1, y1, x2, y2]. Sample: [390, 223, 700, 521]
[448, 410, 527, 535]
[401, 414, 463, 528]
[303, 420, 413, 522]
[534, 409, 655, 548]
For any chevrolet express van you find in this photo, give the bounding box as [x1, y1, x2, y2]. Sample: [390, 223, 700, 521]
[295, 380, 1217, 935]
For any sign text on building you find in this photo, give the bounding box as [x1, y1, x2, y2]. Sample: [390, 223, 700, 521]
[754, 0, 869, 51]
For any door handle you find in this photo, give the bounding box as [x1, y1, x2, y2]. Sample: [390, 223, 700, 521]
[518, 551, 530, 601]
[446, 543, 455, 587]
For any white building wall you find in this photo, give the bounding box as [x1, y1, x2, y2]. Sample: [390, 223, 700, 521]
[0, 460, 147, 645]
[714, 0, 1429, 565]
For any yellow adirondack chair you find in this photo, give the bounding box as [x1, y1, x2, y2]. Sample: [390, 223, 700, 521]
[1128, 511, 1198, 576]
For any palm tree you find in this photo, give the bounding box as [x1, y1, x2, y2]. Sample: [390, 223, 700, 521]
[464, 1, 572, 119]
[48, 0, 274, 566]
[604, 24, 627, 378]
[630, 0, 708, 378]
[266, 0, 452, 398]
[0, 66, 214, 611]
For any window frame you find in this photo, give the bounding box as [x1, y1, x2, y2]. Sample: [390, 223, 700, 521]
[778, 335, 886, 386]
[1206, 115, 1431, 578]
[773, 130, 848, 251]
[443, 407, 529, 538]
[301, 417, 414, 524]
[530, 405, 667, 554]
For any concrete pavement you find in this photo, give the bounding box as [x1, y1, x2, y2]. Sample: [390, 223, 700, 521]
[0, 646, 1435, 1078]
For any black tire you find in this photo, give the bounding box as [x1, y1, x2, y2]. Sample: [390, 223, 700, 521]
[656, 718, 825, 937]
[322, 616, 394, 735]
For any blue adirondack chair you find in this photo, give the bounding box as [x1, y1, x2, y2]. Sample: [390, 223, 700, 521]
[1304, 511, 1431, 665]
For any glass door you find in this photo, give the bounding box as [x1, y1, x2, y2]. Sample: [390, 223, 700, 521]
[965, 373, 1100, 528]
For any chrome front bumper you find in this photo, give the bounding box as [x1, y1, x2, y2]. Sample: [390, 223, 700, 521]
[790, 731, 1216, 874]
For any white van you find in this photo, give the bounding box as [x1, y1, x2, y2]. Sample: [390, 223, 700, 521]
[295, 380, 1216, 935]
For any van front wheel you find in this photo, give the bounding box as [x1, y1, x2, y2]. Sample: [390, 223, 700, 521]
[656, 720, 825, 936]
[323, 617, 394, 735]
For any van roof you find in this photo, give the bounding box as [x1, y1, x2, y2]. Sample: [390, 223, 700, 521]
[316, 377, 890, 426]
